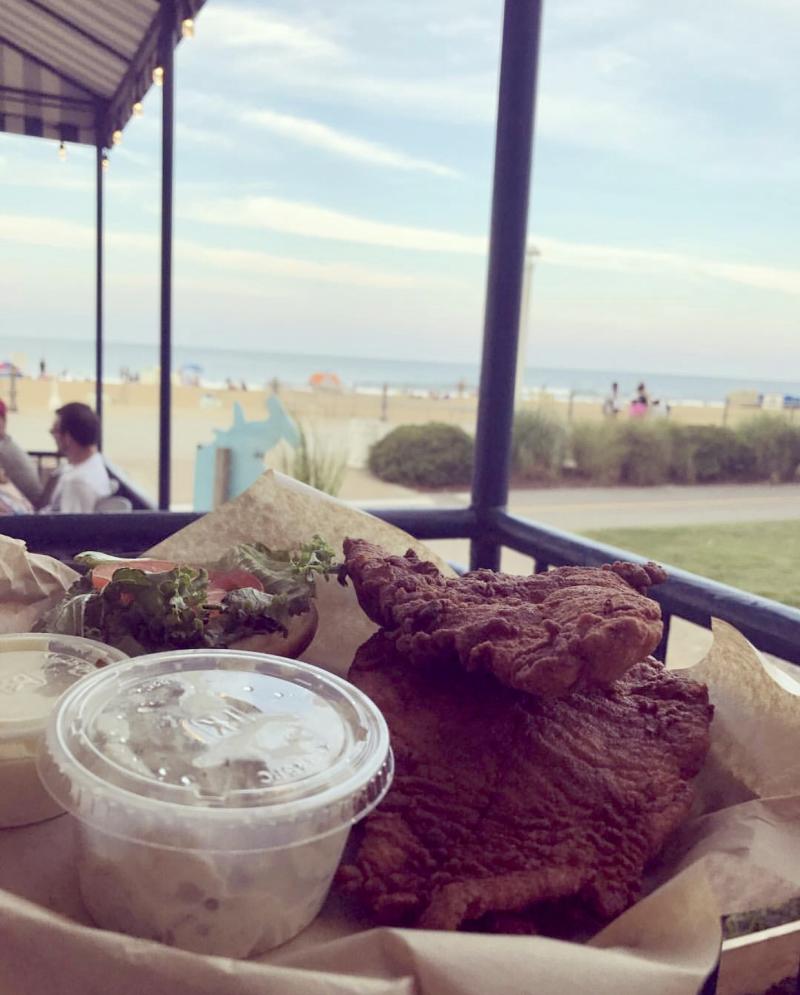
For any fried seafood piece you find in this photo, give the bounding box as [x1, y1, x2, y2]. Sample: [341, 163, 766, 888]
[343, 538, 667, 696]
[338, 633, 713, 931]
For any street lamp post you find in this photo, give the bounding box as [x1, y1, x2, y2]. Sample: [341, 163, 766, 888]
[515, 244, 540, 406]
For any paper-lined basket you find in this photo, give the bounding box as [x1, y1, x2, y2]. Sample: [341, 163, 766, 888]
[1, 470, 799, 995]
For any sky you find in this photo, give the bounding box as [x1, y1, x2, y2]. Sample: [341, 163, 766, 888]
[0, 0, 798, 379]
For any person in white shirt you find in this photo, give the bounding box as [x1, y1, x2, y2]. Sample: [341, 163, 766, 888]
[41, 403, 112, 514]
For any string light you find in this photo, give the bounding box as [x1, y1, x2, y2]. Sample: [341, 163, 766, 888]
[58, 140, 67, 161]
[101, 153, 109, 172]
[112, 129, 122, 146]
[132, 101, 143, 117]
[181, 18, 194, 38]
[152, 66, 164, 86]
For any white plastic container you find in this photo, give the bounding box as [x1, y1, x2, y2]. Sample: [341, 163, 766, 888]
[0, 633, 128, 828]
[38, 650, 393, 958]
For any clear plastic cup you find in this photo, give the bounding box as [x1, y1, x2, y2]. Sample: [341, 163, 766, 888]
[0, 633, 128, 828]
[37, 650, 393, 958]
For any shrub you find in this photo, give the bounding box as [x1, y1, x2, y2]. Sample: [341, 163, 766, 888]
[281, 422, 347, 496]
[511, 410, 568, 481]
[368, 422, 474, 487]
[570, 422, 626, 484]
[736, 416, 800, 482]
[669, 425, 757, 483]
[616, 421, 673, 485]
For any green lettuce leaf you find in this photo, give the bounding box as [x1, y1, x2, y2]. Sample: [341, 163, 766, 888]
[214, 535, 336, 618]
[207, 588, 287, 647]
[33, 537, 339, 656]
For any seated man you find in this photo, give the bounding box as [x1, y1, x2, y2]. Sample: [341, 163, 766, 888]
[40, 402, 112, 513]
[0, 398, 44, 507]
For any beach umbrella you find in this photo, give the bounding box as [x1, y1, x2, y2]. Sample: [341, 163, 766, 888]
[179, 362, 204, 386]
[309, 371, 342, 390]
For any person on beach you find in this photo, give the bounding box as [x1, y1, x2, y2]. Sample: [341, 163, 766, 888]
[0, 398, 43, 507]
[629, 382, 650, 418]
[40, 402, 112, 514]
[602, 382, 621, 417]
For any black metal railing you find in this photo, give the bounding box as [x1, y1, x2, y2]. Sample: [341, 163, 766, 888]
[4, 504, 800, 669]
[104, 458, 157, 510]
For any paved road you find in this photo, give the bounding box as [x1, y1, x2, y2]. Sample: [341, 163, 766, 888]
[358, 481, 800, 532]
[502, 483, 800, 532]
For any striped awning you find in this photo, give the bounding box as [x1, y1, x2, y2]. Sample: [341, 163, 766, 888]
[0, 0, 205, 148]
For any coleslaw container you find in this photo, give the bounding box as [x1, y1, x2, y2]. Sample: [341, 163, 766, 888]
[37, 649, 393, 957]
[0, 633, 128, 828]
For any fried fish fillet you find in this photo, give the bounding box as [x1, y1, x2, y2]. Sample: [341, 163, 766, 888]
[343, 538, 667, 696]
[338, 632, 713, 931]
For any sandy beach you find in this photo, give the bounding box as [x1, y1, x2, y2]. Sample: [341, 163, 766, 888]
[0, 376, 787, 508]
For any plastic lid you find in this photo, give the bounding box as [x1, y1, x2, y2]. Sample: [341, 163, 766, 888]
[38, 650, 392, 850]
[0, 633, 128, 742]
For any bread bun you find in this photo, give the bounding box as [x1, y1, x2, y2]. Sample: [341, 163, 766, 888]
[228, 602, 318, 659]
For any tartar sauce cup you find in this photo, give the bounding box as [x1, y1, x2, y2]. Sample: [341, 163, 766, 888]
[37, 650, 393, 958]
[0, 633, 128, 829]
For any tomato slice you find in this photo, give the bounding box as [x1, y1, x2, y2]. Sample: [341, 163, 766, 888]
[207, 569, 264, 593]
[206, 569, 264, 605]
[91, 561, 264, 605]
[91, 559, 177, 591]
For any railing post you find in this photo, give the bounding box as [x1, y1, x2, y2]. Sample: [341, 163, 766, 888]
[158, 0, 175, 510]
[470, 0, 543, 570]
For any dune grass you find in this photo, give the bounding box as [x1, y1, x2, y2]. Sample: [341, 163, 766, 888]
[583, 519, 800, 608]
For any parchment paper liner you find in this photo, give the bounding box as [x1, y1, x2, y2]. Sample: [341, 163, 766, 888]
[1, 471, 799, 994]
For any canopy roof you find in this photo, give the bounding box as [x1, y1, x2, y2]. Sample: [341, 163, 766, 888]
[0, 0, 204, 148]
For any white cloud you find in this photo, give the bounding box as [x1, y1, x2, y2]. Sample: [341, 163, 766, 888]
[535, 237, 800, 296]
[173, 240, 454, 289]
[179, 195, 800, 296]
[0, 213, 456, 290]
[426, 15, 497, 38]
[194, 1, 797, 179]
[190, 4, 497, 125]
[240, 108, 458, 176]
[197, 6, 344, 61]
[182, 196, 484, 253]
[6, 202, 796, 299]
[0, 215, 91, 249]
[110, 146, 154, 169]
[535, 0, 799, 178]
[176, 123, 235, 149]
[323, 74, 496, 124]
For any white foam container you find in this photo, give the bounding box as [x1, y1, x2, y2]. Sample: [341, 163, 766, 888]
[0, 633, 128, 828]
[37, 649, 393, 958]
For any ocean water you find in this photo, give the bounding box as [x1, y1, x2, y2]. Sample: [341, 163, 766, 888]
[2, 336, 799, 405]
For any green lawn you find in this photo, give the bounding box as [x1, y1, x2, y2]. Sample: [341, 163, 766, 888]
[583, 519, 800, 608]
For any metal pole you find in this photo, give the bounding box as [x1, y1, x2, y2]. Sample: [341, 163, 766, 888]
[158, 0, 175, 510]
[95, 142, 103, 445]
[470, 0, 543, 571]
[515, 245, 540, 403]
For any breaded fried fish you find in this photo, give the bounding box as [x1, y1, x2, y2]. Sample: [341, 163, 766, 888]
[343, 538, 667, 696]
[338, 632, 712, 932]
